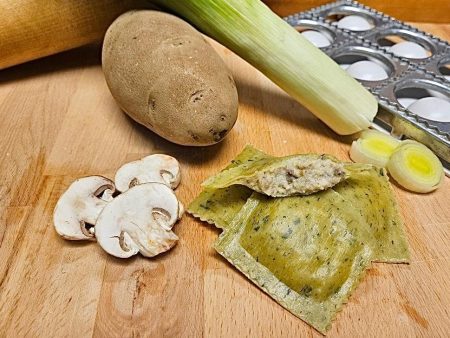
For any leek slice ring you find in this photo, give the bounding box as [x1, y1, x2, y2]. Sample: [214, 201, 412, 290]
[387, 140, 444, 193]
[349, 129, 400, 167]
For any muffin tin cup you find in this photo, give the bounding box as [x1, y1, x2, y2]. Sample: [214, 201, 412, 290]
[284, 0, 450, 171]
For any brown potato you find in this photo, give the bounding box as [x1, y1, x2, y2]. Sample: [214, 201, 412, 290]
[102, 10, 238, 146]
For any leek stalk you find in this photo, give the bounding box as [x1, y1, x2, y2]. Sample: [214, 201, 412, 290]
[151, 0, 378, 135]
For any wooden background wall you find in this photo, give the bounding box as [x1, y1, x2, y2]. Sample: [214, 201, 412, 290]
[263, 0, 450, 23]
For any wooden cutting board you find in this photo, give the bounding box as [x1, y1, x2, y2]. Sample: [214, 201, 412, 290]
[0, 22, 449, 337]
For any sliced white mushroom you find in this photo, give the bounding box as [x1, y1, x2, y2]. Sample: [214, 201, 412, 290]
[178, 201, 185, 220]
[115, 154, 181, 192]
[53, 176, 116, 240]
[95, 183, 181, 258]
[101, 188, 115, 202]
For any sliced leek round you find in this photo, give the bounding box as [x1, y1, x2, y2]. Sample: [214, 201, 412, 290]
[349, 130, 401, 167]
[387, 140, 444, 193]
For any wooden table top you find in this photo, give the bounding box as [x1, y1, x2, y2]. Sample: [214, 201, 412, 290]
[0, 22, 449, 337]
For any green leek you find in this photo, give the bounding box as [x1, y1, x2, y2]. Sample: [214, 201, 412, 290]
[152, 0, 378, 134]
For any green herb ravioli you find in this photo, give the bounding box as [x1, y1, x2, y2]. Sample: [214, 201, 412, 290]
[188, 145, 410, 333]
[215, 192, 372, 333]
[334, 164, 410, 263]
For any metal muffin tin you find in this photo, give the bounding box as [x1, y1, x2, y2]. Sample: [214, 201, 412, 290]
[285, 0, 450, 172]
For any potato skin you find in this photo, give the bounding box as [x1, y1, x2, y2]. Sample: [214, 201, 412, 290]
[102, 10, 238, 146]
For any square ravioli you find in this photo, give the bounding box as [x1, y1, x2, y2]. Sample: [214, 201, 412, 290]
[215, 192, 373, 333]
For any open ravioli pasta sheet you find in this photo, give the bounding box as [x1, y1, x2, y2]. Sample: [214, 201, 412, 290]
[188, 145, 410, 333]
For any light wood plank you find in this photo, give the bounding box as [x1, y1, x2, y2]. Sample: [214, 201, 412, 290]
[0, 22, 449, 338]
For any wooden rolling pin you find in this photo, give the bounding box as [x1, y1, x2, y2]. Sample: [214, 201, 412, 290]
[0, 0, 150, 70]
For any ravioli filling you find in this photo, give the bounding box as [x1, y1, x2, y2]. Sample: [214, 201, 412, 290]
[202, 153, 347, 197]
[254, 156, 346, 196]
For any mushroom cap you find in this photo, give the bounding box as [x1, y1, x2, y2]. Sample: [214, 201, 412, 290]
[53, 176, 116, 240]
[115, 154, 181, 192]
[95, 182, 181, 258]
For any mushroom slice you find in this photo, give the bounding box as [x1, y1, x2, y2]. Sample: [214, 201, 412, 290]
[95, 183, 181, 258]
[101, 188, 115, 202]
[53, 176, 116, 240]
[115, 154, 181, 192]
[178, 201, 185, 220]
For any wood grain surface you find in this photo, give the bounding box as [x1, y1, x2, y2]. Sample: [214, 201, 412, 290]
[0, 0, 152, 70]
[263, 0, 450, 23]
[0, 22, 449, 337]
